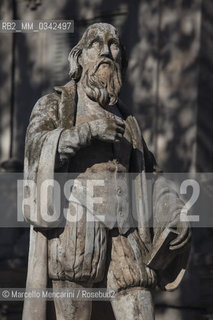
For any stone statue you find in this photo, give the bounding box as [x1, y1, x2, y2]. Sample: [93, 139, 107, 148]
[22, 23, 191, 320]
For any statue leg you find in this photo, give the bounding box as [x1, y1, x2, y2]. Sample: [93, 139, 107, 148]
[52, 280, 92, 320]
[111, 288, 154, 320]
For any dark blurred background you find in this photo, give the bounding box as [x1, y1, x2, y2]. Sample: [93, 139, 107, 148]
[0, 0, 213, 319]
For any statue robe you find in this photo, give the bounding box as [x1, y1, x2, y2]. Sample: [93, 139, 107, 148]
[22, 80, 190, 320]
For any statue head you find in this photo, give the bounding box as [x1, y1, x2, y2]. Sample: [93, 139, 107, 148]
[68, 23, 127, 107]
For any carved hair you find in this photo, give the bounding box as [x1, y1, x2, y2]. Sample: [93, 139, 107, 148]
[68, 23, 128, 81]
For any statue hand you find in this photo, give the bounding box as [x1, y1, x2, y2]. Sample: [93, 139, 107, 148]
[89, 117, 125, 143]
[58, 122, 92, 156]
[168, 217, 192, 251]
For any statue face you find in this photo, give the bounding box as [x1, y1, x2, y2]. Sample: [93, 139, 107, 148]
[79, 25, 123, 107]
[79, 26, 121, 74]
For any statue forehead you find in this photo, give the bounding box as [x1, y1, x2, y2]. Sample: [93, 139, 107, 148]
[83, 23, 119, 41]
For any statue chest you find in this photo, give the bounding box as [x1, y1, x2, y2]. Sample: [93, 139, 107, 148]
[69, 112, 133, 173]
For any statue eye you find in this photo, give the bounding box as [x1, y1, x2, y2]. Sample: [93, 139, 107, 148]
[110, 41, 119, 50]
[91, 40, 101, 50]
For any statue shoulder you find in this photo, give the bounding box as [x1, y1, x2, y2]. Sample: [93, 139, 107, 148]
[32, 92, 61, 114]
[29, 81, 77, 129]
[26, 92, 61, 130]
[32, 79, 77, 116]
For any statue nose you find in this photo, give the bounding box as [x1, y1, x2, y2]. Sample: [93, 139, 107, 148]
[100, 44, 111, 58]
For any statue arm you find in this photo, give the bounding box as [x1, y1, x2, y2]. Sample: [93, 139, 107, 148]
[57, 123, 92, 158]
[140, 137, 191, 290]
[25, 94, 61, 175]
[24, 94, 64, 227]
[142, 138, 191, 251]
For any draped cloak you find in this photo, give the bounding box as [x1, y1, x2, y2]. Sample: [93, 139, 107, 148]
[22, 80, 190, 320]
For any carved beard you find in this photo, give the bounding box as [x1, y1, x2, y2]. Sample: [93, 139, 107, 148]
[81, 58, 122, 107]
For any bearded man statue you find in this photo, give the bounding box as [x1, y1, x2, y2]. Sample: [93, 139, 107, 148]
[22, 23, 191, 320]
